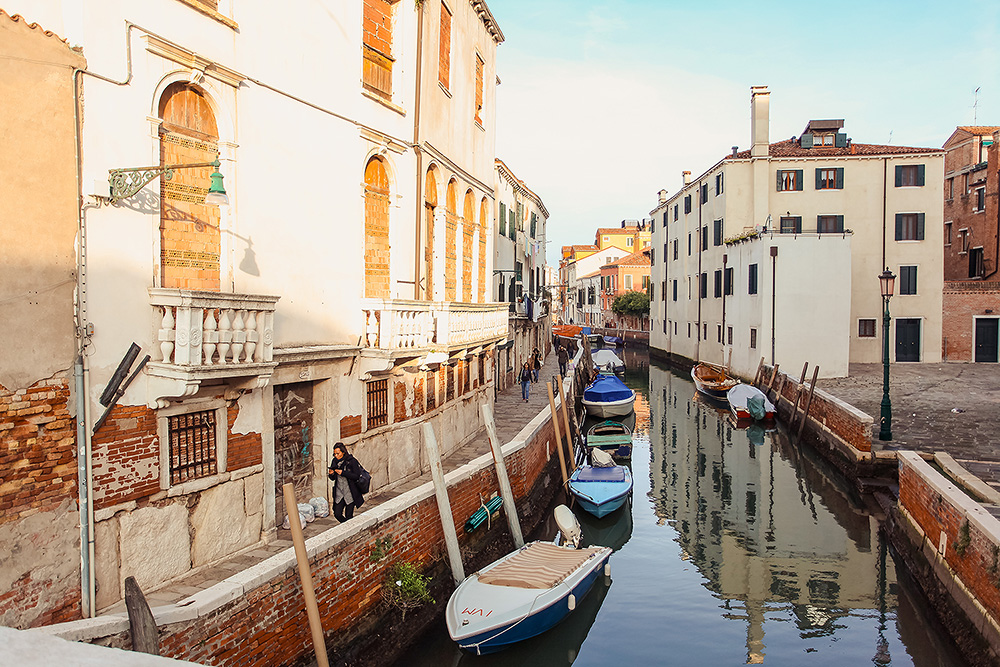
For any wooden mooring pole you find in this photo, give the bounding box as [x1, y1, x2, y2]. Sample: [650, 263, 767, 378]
[796, 366, 820, 438]
[547, 381, 570, 488]
[421, 423, 465, 584]
[281, 483, 330, 667]
[481, 403, 524, 548]
[557, 381, 577, 467]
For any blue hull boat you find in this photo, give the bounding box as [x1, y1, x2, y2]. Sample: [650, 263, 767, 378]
[568, 463, 633, 519]
[581, 375, 635, 419]
[585, 420, 632, 461]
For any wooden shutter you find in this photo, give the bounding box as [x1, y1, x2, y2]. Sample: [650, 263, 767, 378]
[894, 213, 903, 240]
[776, 170, 783, 191]
[836, 168, 844, 189]
[894, 165, 902, 187]
[835, 133, 847, 148]
[499, 202, 506, 236]
[836, 215, 844, 233]
[795, 170, 803, 191]
[916, 164, 925, 186]
[815, 168, 823, 190]
[801, 133, 813, 148]
[917, 213, 925, 240]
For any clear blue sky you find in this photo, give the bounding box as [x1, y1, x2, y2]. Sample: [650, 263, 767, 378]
[488, 0, 1000, 266]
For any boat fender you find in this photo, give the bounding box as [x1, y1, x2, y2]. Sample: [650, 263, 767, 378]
[568, 594, 576, 611]
[604, 562, 611, 577]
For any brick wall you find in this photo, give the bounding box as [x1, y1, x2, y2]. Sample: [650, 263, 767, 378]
[462, 220, 474, 302]
[362, 0, 394, 55]
[227, 401, 262, 470]
[438, 1, 451, 89]
[92, 405, 160, 509]
[898, 452, 1000, 629]
[0, 377, 81, 627]
[767, 366, 872, 453]
[942, 285, 1000, 361]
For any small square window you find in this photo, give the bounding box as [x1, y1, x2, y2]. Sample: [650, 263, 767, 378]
[750, 328, 757, 349]
[158, 399, 227, 490]
[777, 170, 802, 191]
[859, 319, 876, 338]
[895, 164, 925, 187]
[780, 216, 802, 234]
[367, 378, 389, 429]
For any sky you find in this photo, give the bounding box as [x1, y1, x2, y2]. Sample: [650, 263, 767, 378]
[487, 0, 1000, 266]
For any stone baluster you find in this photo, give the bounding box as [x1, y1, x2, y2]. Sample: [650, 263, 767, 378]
[231, 310, 246, 363]
[172, 304, 196, 366]
[244, 309, 258, 363]
[202, 309, 218, 365]
[404, 311, 415, 348]
[390, 308, 402, 349]
[217, 309, 233, 364]
[366, 311, 378, 348]
[261, 310, 275, 362]
[158, 307, 176, 363]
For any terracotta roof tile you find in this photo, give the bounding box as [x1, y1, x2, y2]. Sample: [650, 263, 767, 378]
[956, 126, 1000, 135]
[728, 138, 941, 160]
[605, 250, 651, 268]
[0, 9, 73, 46]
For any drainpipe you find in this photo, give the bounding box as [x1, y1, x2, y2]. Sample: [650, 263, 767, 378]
[770, 246, 778, 367]
[721, 252, 727, 352]
[412, 1, 425, 300]
[696, 183, 702, 362]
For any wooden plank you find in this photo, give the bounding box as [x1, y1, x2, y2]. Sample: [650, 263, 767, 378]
[752, 357, 765, 386]
[124, 576, 159, 655]
[481, 404, 524, 548]
[789, 362, 809, 430]
[282, 484, 330, 667]
[546, 381, 569, 488]
[797, 366, 820, 438]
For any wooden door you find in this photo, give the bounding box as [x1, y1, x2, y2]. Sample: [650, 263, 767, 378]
[273, 382, 314, 527]
[895, 319, 921, 362]
[975, 317, 999, 363]
[364, 158, 390, 298]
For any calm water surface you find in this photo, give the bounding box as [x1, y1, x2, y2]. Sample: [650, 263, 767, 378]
[401, 353, 967, 666]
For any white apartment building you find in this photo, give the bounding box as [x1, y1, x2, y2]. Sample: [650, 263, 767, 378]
[650, 86, 944, 379]
[564, 245, 629, 325]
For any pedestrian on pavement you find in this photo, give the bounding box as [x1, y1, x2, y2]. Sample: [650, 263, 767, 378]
[328, 442, 365, 523]
[520, 362, 533, 401]
[557, 345, 569, 376]
[531, 348, 542, 383]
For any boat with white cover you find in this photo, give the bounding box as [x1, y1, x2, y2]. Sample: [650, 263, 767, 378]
[727, 384, 776, 422]
[446, 506, 612, 655]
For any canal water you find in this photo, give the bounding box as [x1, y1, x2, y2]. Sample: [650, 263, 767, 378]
[401, 353, 968, 666]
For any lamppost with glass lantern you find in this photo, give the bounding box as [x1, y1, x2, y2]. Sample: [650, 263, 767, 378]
[878, 268, 895, 441]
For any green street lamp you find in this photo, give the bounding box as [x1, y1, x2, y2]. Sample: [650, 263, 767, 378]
[878, 268, 895, 441]
[108, 158, 229, 205]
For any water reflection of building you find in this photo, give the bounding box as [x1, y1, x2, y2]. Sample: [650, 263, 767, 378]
[647, 363, 894, 663]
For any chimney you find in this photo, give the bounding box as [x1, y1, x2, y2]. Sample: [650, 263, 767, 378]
[750, 85, 770, 158]
[682, 170, 691, 185]
[658, 189, 668, 204]
[731, 146, 738, 157]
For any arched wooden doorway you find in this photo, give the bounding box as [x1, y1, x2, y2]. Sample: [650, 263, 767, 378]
[364, 157, 390, 299]
[423, 168, 437, 300]
[445, 180, 458, 301]
[158, 82, 221, 290]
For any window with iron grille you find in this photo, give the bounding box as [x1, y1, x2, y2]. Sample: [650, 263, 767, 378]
[858, 319, 876, 338]
[478, 353, 485, 387]
[462, 359, 470, 393]
[426, 369, 437, 410]
[168, 410, 218, 485]
[750, 328, 757, 349]
[366, 379, 388, 430]
[447, 364, 455, 401]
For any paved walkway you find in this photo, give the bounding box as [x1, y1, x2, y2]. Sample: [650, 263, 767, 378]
[820, 362, 1000, 486]
[102, 352, 566, 614]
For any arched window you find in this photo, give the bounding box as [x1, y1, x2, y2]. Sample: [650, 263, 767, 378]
[158, 82, 220, 290]
[462, 190, 475, 302]
[364, 157, 390, 298]
[445, 180, 458, 301]
[423, 167, 437, 300]
[478, 197, 489, 303]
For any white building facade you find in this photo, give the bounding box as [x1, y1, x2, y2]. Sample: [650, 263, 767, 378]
[650, 86, 944, 379]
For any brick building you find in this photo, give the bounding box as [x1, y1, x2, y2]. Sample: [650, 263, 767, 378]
[600, 249, 652, 331]
[941, 126, 1000, 362]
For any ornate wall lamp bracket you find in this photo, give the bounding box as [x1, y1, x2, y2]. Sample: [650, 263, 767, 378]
[107, 159, 228, 205]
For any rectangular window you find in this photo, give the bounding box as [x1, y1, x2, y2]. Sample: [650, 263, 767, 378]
[673, 239, 679, 260]
[426, 369, 437, 409]
[167, 409, 218, 485]
[970, 247, 985, 278]
[895, 164, 925, 187]
[700, 272, 708, 299]
[462, 359, 470, 393]
[750, 328, 757, 349]
[515, 260, 522, 282]
[700, 183, 708, 204]
[727, 326, 733, 345]
[626, 236, 634, 247]
[701, 226, 708, 251]
[684, 195, 692, 214]
[776, 169, 803, 191]
[859, 319, 876, 338]
[895, 213, 925, 241]
[817, 215, 845, 234]
[530, 212, 536, 238]
[748, 264, 758, 295]
[899, 265, 917, 295]
[642, 275, 650, 290]
[687, 322, 691, 338]
[588, 286, 595, 304]
[361, 0, 397, 101]
[650, 247, 655, 265]
[947, 178, 954, 200]
[714, 270, 722, 298]
[716, 172, 724, 196]
[724, 267, 733, 295]
[687, 233, 691, 256]
[625, 274, 633, 290]
[780, 216, 802, 234]
[674, 204, 679, 221]
[478, 353, 485, 387]
[944, 222, 952, 246]
[815, 167, 844, 190]
[499, 202, 506, 236]
[367, 379, 389, 429]
[975, 187, 986, 212]
[717, 324, 722, 343]
[474, 53, 484, 124]
[672, 280, 677, 301]
[446, 364, 455, 401]
[703, 323, 707, 340]
[438, 2, 452, 89]
[713, 219, 723, 246]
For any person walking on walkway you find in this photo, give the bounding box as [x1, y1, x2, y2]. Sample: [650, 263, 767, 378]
[531, 348, 542, 383]
[557, 345, 569, 376]
[520, 361, 533, 401]
[328, 442, 365, 523]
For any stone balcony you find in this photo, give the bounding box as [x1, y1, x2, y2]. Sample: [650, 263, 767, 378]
[146, 288, 280, 407]
[359, 299, 508, 373]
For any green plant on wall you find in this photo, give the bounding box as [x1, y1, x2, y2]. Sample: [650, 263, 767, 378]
[370, 536, 393, 563]
[383, 562, 435, 620]
[955, 519, 971, 557]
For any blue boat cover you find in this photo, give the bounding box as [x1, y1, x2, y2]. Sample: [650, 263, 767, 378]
[583, 375, 633, 403]
[575, 466, 627, 482]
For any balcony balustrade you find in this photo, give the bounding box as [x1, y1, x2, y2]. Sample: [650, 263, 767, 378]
[146, 288, 280, 407]
[361, 299, 509, 353]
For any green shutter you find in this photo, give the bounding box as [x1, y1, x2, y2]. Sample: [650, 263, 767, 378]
[916, 164, 925, 186]
[776, 171, 782, 191]
[836, 168, 844, 189]
[894, 213, 903, 240]
[795, 170, 803, 191]
[917, 213, 925, 240]
[815, 168, 823, 190]
[500, 202, 506, 235]
[894, 165, 903, 187]
[835, 133, 847, 148]
[801, 133, 814, 148]
[836, 215, 844, 233]
[530, 213, 536, 238]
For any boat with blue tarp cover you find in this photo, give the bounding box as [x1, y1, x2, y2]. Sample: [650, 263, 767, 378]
[567, 449, 633, 518]
[581, 375, 635, 418]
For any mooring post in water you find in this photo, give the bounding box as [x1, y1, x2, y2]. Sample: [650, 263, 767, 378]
[797, 365, 820, 438]
[481, 404, 524, 548]
[790, 362, 809, 426]
[281, 483, 329, 667]
[124, 576, 159, 655]
[556, 381, 576, 467]
[422, 422, 465, 584]
[546, 381, 570, 488]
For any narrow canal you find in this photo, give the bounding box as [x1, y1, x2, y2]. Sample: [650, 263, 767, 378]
[401, 353, 968, 666]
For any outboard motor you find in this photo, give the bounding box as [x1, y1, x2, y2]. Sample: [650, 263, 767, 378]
[554, 504, 582, 549]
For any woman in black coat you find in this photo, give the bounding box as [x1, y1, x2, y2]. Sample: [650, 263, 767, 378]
[328, 442, 365, 522]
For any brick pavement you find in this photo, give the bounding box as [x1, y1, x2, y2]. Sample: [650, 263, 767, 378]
[820, 362, 1000, 486]
[101, 351, 566, 614]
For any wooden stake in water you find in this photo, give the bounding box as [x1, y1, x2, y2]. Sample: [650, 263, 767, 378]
[282, 483, 329, 667]
[482, 403, 524, 548]
[422, 422, 465, 584]
[547, 381, 569, 487]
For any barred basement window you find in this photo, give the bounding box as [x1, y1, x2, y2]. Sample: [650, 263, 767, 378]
[426, 369, 437, 410]
[447, 364, 456, 401]
[750, 328, 758, 349]
[168, 410, 218, 485]
[859, 319, 876, 338]
[367, 379, 389, 429]
[478, 353, 485, 387]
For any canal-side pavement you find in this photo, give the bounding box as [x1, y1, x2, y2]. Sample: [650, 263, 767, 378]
[820, 362, 1000, 487]
[99, 351, 566, 614]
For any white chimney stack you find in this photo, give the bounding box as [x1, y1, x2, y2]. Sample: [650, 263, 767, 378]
[658, 189, 668, 204]
[682, 170, 691, 185]
[750, 85, 770, 158]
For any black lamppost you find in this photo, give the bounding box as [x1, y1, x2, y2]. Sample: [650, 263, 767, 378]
[878, 268, 896, 441]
